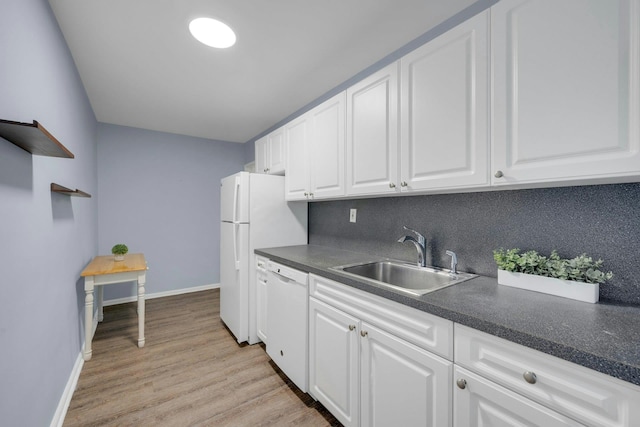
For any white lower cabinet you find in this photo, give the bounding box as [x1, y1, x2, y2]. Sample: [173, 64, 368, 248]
[255, 256, 268, 343]
[455, 324, 640, 427]
[308, 274, 453, 427]
[360, 322, 452, 427]
[453, 365, 582, 427]
[309, 297, 360, 426]
[305, 274, 640, 427]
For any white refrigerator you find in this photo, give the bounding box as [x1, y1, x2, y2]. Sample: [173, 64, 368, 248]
[220, 171, 307, 344]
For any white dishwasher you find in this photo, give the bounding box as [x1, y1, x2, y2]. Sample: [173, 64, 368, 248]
[266, 260, 309, 393]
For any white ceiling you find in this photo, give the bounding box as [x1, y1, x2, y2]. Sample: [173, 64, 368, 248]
[49, 0, 477, 143]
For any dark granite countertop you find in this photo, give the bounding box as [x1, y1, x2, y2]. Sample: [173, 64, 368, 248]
[255, 244, 640, 387]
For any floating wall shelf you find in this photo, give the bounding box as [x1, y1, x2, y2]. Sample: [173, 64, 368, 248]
[0, 119, 74, 158]
[51, 183, 91, 198]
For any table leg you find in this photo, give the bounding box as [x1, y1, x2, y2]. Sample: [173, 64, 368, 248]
[97, 286, 104, 322]
[84, 277, 94, 361]
[137, 272, 146, 348]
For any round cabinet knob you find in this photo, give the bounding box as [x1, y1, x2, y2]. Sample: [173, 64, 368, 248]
[303, 192, 308, 197]
[309, 192, 314, 198]
[348, 325, 356, 331]
[389, 182, 396, 188]
[523, 371, 537, 384]
[494, 170, 504, 178]
[456, 378, 467, 389]
[360, 330, 368, 337]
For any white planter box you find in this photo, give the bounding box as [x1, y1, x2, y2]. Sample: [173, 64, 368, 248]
[497, 270, 599, 303]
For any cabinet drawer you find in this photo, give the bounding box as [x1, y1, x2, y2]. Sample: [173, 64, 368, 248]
[310, 274, 453, 360]
[453, 366, 582, 427]
[454, 324, 640, 427]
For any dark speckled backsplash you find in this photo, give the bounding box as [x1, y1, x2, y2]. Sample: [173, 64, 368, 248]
[308, 183, 640, 305]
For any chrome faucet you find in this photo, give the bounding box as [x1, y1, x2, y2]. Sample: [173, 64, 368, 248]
[397, 226, 427, 267]
[445, 250, 458, 274]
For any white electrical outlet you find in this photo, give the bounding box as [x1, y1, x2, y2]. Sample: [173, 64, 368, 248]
[350, 208, 357, 223]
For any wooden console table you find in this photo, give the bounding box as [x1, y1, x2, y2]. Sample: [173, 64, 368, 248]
[80, 253, 147, 361]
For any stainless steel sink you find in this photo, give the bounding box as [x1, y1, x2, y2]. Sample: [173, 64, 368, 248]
[331, 260, 476, 296]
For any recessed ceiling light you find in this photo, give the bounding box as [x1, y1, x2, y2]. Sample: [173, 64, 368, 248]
[189, 17, 236, 49]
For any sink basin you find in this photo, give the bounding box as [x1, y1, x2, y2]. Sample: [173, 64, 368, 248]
[331, 260, 476, 296]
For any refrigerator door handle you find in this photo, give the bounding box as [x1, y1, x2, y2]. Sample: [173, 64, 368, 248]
[233, 223, 240, 270]
[232, 176, 240, 223]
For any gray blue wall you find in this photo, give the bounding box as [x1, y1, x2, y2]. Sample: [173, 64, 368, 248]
[0, 0, 98, 425]
[97, 123, 245, 301]
[309, 183, 640, 305]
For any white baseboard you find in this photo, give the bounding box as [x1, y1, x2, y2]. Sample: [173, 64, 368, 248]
[52, 285, 216, 426]
[50, 352, 84, 427]
[103, 283, 219, 307]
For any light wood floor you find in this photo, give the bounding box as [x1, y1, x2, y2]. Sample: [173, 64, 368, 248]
[64, 289, 341, 427]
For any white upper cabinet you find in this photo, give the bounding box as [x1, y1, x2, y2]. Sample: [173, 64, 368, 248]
[255, 127, 285, 175]
[268, 128, 286, 175]
[284, 113, 311, 200]
[285, 92, 346, 201]
[346, 62, 400, 196]
[309, 93, 346, 199]
[491, 0, 640, 186]
[400, 10, 490, 192]
[254, 135, 268, 175]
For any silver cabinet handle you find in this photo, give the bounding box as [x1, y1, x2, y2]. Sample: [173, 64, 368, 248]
[401, 181, 408, 187]
[308, 192, 314, 198]
[349, 325, 356, 331]
[389, 182, 396, 188]
[523, 371, 537, 384]
[303, 192, 308, 197]
[360, 330, 368, 337]
[456, 378, 467, 389]
[494, 170, 504, 178]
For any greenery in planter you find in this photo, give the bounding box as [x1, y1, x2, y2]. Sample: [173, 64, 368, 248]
[111, 244, 129, 256]
[493, 248, 613, 284]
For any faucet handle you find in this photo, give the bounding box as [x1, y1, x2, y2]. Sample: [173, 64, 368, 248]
[445, 250, 458, 274]
[402, 225, 426, 245]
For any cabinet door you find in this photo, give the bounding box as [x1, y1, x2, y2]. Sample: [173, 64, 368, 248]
[256, 257, 268, 343]
[360, 322, 452, 427]
[453, 366, 582, 427]
[309, 297, 359, 427]
[492, 0, 640, 186]
[346, 62, 399, 196]
[400, 11, 489, 192]
[255, 136, 269, 174]
[285, 113, 311, 201]
[310, 92, 346, 199]
[268, 127, 285, 175]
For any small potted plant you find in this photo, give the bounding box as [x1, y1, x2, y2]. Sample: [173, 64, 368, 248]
[493, 248, 613, 303]
[112, 244, 129, 261]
